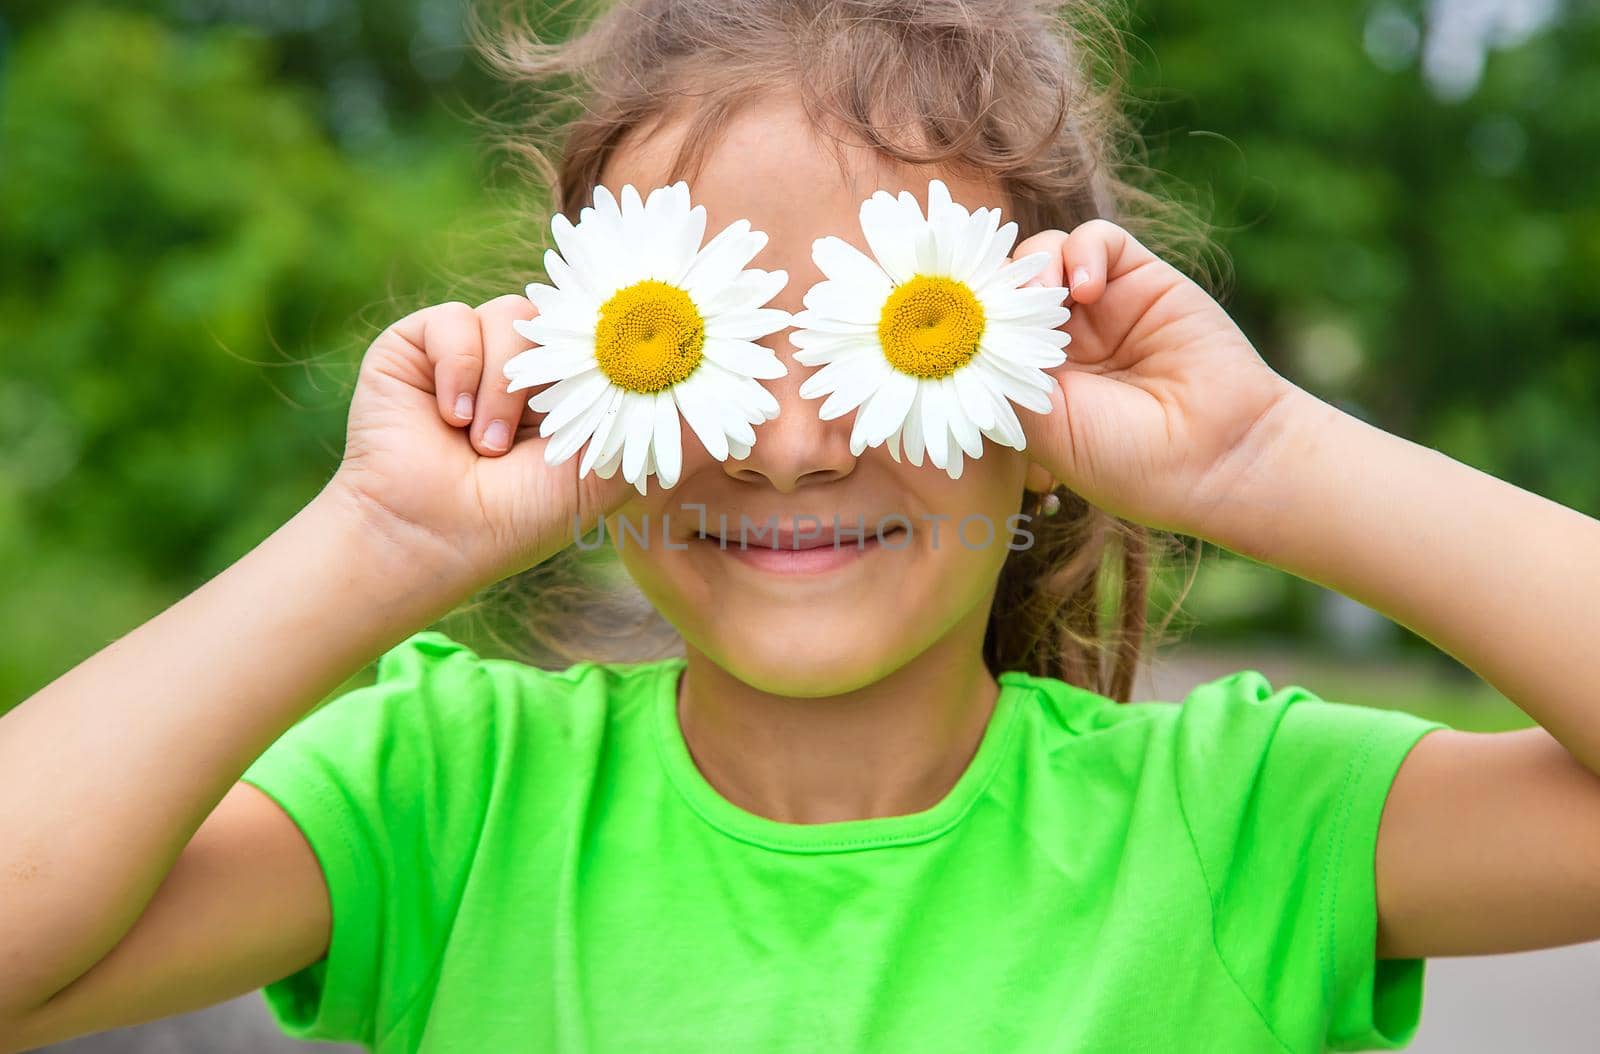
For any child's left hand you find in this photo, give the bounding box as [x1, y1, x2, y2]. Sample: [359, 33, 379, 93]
[1012, 219, 1301, 539]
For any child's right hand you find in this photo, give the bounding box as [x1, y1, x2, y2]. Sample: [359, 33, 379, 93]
[327, 295, 632, 592]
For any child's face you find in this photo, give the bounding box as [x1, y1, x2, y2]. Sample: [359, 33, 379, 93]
[598, 95, 1036, 695]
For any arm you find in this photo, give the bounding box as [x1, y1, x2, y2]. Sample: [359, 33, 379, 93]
[0, 293, 620, 1048]
[1200, 389, 1600, 958]
[0, 485, 469, 1048]
[1014, 218, 1600, 961]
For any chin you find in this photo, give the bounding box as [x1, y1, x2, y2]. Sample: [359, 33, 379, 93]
[699, 617, 914, 698]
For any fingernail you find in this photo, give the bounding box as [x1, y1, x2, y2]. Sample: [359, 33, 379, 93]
[1071, 267, 1091, 289]
[483, 419, 510, 451]
[454, 393, 474, 420]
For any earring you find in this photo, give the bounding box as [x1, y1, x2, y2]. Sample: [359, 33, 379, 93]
[1040, 491, 1062, 517]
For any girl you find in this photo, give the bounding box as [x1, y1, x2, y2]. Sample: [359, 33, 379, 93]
[4, 1, 1598, 1052]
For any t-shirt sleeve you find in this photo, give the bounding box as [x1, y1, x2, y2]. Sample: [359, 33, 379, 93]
[1170, 671, 1448, 1052]
[237, 630, 498, 1046]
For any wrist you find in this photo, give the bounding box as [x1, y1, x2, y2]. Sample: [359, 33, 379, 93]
[1186, 385, 1353, 565]
[308, 479, 486, 612]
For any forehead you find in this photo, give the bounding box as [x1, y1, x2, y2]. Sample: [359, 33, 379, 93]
[597, 94, 1010, 254]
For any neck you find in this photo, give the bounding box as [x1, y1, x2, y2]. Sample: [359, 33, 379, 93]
[674, 612, 1001, 825]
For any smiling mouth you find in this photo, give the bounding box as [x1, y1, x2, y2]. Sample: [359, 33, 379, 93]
[693, 523, 910, 551]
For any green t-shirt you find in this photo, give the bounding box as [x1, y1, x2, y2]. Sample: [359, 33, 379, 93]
[239, 630, 1444, 1053]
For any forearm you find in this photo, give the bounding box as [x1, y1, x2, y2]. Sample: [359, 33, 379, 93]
[0, 483, 471, 1015]
[1203, 387, 1600, 771]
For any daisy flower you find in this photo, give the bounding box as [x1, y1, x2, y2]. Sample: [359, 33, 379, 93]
[504, 181, 791, 495]
[789, 179, 1072, 480]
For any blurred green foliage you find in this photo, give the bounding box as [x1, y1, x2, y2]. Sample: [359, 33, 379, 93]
[2, 0, 1596, 708]
[0, 4, 509, 703]
[1132, 0, 1600, 514]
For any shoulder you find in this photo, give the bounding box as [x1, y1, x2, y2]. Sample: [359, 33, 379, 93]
[1004, 665, 1439, 749]
[367, 629, 675, 714]
[250, 630, 682, 788]
[999, 665, 1446, 821]
[358, 630, 681, 753]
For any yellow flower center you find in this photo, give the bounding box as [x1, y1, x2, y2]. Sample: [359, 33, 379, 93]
[877, 275, 986, 379]
[593, 280, 706, 393]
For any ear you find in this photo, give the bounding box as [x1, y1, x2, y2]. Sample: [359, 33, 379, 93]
[1023, 460, 1055, 496]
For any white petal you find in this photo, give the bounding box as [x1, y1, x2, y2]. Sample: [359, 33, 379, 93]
[925, 180, 973, 275]
[926, 179, 967, 231]
[920, 380, 951, 468]
[944, 442, 965, 480]
[698, 361, 770, 437]
[951, 366, 997, 431]
[902, 389, 926, 466]
[980, 284, 1070, 320]
[696, 268, 788, 317]
[802, 280, 885, 327]
[550, 213, 613, 303]
[705, 308, 792, 341]
[578, 386, 626, 477]
[979, 349, 1056, 392]
[544, 389, 614, 466]
[673, 371, 729, 461]
[952, 208, 1003, 284]
[594, 441, 624, 479]
[535, 369, 612, 434]
[593, 185, 623, 223]
[978, 252, 1052, 295]
[594, 388, 634, 466]
[506, 346, 598, 390]
[815, 358, 892, 420]
[982, 330, 1069, 369]
[619, 184, 644, 222]
[529, 367, 605, 414]
[653, 390, 683, 488]
[788, 308, 876, 337]
[622, 390, 654, 485]
[860, 370, 919, 446]
[789, 330, 876, 366]
[849, 410, 872, 456]
[980, 407, 1026, 451]
[974, 355, 1053, 415]
[703, 338, 787, 380]
[858, 191, 921, 284]
[514, 314, 596, 346]
[811, 236, 894, 298]
[900, 190, 941, 275]
[968, 219, 1020, 285]
[797, 350, 881, 399]
[943, 376, 984, 459]
[541, 250, 592, 301]
[523, 280, 598, 327]
[682, 221, 766, 302]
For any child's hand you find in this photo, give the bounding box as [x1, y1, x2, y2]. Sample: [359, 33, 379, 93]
[1012, 219, 1300, 538]
[329, 296, 632, 591]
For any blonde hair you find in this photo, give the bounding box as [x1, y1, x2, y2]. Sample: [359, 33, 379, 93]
[454, 0, 1207, 699]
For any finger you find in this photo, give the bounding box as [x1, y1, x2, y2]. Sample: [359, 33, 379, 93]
[1060, 218, 1159, 306]
[472, 293, 541, 457]
[390, 301, 484, 425]
[1014, 229, 1067, 289]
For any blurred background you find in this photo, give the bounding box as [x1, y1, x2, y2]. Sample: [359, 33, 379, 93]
[2, 0, 1597, 1050]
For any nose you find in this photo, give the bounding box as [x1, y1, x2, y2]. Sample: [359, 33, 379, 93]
[724, 329, 858, 492]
